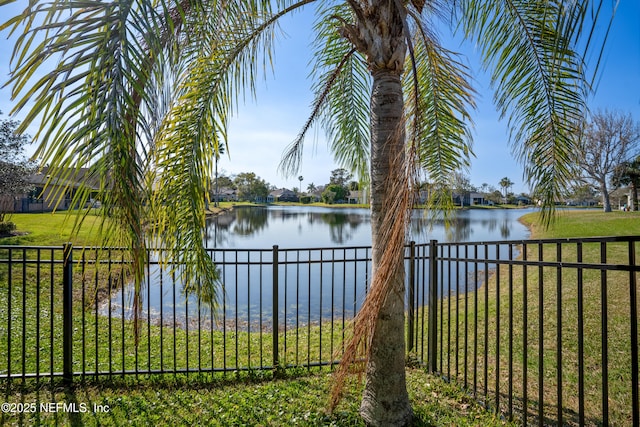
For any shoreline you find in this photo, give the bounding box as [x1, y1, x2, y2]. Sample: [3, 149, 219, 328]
[206, 201, 538, 212]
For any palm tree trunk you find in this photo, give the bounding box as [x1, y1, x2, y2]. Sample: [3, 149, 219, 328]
[360, 69, 412, 427]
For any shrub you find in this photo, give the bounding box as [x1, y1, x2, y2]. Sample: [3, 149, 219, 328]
[0, 221, 16, 234]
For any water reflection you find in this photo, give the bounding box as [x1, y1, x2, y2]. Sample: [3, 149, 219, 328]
[204, 206, 371, 248]
[205, 206, 535, 248]
[232, 206, 269, 235]
[409, 208, 532, 243]
[320, 212, 364, 244]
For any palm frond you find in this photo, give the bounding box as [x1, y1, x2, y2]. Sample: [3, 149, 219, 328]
[280, 2, 371, 182]
[4, 1, 170, 260]
[405, 10, 475, 209]
[150, 1, 315, 307]
[2, 0, 206, 336]
[460, 0, 603, 224]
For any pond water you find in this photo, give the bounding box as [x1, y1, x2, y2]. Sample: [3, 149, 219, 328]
[102, 206, 537, 329]
[205, 205, 534, 248]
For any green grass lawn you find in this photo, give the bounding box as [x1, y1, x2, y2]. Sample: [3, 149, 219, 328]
[1, 369, 515, 426]
[521, 209, 640, 238]
[0, 211, 105, 246]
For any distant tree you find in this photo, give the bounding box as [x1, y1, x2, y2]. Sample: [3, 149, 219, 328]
[486, 190, 503, 205]
[322, 184, 348, 204]
[574, 110, 640, 212]
[612, 156, 640, 210]
[499, 177, 514, 203]
[454, 172, 475, 191]
[233, 172, 270, 202]
[212, 173, 235, 190]
[0, 113, 34, 222]
[322, 188, 336, 204]
[348, 181, 359, 191]
[298, 176, 304, 194]
[478, 183, 496, 204]
[451, 172, 475, 206]
[211, 173, 235, 205]
[329, 168, 352, 187]
[306, 182, 317, 193]
[326, 168, 352, 203]
[414, 181, 432, 204]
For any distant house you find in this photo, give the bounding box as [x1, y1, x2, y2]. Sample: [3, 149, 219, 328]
[347, 190, 368, 204]
[212, 187, 238, 202]
[453, 191, 485, 206]
[12, 167, 101, 213]
[469, 192, 485, 205]
[266, 192, 276, 203]
[267, 188, 299, 203]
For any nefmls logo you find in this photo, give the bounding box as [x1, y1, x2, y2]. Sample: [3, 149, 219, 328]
[40, 402, 88, 413]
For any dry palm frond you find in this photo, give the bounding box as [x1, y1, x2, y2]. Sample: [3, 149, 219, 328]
[329, 118, 417, 411]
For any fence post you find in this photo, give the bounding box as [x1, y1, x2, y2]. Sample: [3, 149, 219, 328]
[62, 243, 73, 384]
[407, 241, 416, 353]
[629, 241, 639, 426]
[272, 245, 279, 370]
[428, 239, 438, 373]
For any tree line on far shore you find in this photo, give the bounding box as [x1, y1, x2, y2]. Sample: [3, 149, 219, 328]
[2, 109, 639, 217]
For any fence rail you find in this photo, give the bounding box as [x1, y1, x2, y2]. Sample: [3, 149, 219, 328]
[1, 236, 638, 425]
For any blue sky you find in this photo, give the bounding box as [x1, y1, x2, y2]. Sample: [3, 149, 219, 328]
[1, 1, 638, 194]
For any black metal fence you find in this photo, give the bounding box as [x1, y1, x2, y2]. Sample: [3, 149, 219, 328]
[0, 244, 375, 382]
[1, 237, 638, 425]
[413, 236, 640, 426]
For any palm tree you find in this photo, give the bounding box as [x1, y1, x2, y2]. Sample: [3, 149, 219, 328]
[2, 1, 609, 425]
[499, 177, 514, 204]
[298, 175, 304, 195]
[306, 182, 317, 194]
